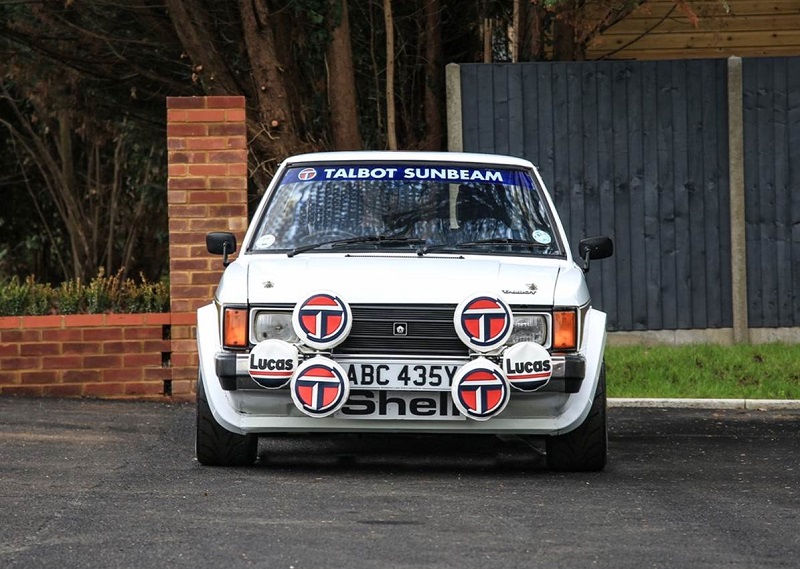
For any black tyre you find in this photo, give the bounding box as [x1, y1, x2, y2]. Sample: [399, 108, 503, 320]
[196, 375, 258, 466]
[546, 363, 607, 472]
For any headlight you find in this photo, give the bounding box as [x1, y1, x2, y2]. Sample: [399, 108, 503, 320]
[252, 312, 299, 343]
[508, 314, 547, 346]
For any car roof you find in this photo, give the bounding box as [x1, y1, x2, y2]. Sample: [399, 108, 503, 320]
[282, 151, 535, 169]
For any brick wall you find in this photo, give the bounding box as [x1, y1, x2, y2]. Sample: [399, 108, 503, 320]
[0, 314, 172, 398]
[166, 96, 249, 395]
[0, 96, 249, 401]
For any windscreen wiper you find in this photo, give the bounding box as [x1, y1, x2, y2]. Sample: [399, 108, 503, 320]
[287, 235, 424, 257]
[420, 238, 549, 254]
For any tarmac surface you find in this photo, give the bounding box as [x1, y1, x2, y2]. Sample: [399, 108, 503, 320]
[0, 396, 798, 568]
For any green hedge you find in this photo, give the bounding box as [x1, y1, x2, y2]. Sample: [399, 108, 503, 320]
[0, 270, 169, 316]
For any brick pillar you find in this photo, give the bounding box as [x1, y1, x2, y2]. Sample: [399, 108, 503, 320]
[166, 96, 248, 396]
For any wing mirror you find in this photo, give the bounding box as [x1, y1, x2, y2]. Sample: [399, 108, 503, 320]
[578, 236, 613, 272]
[206, 232, 237, 267]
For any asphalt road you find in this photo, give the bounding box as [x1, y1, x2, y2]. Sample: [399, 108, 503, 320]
[0, 397, 798, 569]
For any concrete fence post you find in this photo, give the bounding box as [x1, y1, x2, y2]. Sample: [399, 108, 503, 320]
[727, 57, 749, 344]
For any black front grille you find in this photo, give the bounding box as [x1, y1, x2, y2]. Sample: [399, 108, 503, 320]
[335, 304, 468, 356]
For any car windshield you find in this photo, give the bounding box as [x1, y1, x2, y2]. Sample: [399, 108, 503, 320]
[250, 163, 564, 256]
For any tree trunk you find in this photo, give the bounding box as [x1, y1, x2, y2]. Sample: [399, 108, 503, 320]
[384, 0, 398, 150]
[327, 0, 362, 150]
[421, 0, 442, 151]
[239, 0, 305, 162]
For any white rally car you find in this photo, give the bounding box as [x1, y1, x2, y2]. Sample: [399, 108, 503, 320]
[196, 151, 613, 470]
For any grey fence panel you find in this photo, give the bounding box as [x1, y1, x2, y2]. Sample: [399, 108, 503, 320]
[459, 60, 733, 331]
[743, 58, 800, 328]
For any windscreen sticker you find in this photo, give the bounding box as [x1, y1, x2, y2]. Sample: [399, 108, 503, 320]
[532, 230, 552, 245]
[281, 166, 522, 185]
[255, 234, 276, 248]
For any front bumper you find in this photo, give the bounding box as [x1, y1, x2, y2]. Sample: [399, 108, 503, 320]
[197, 303, 607, 436]
[215, 351, 587, 393]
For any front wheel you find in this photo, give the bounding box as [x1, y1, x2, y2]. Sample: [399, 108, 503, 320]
[546, 363, 607, 472]
[196, 375, 258, 466]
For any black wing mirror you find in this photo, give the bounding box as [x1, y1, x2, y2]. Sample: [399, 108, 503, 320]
[578, 236, 613, 272]
[206, 232, 237, 267]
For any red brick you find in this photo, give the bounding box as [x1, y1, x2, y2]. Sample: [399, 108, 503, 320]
[209, 177, 247, 190]
[42, 329, 83, 342]
[187, 190, 228, 204]
[166, 109, 187, 122]
[169, 204, 208, 217]
[0, 344, 19, 357]
[211, 204, 248, 218]
[170, 272, 191, 285]
[188, 163, 229, 176]
[105, 314, 146, 326]
[168, 164, 188, 177]
[103, 368, 144, 382]
[168, 191, 188, 205]
[209, 150, 247, 164]
[64, 314, 106, 327]
[83, 383, 126, 397]
[42, 355, 83, 370]
[1, 385, 44, 397]
[61, 369, 102, 383]
[171, 379, 195, 394]
[205, 96, 245, 109]
[225, 109, 246, 122]
[226, 136, 246, 149]
[43, 384, 84, 397]
[62, 342, 103, 355]
[168, 177, 207, 190]
[167, 97, 208, 109]
[1, 357, 40, 371]
[143, 314, 171, 325]
[0, 316, 22, 329]
[20, 370, 59, 385]
[123, 354, 160, 367]
[170, 313, 197, 326]
[0, 372, 20, 385]
[124, 327, 162, 340]
[143, 339, 170, 352]
[228, 163, 248, 177]
[125, 382, 165, 396]
[84, 328, 122, 342]
[185, 109, 226, 122]
[21, 315, 63, 329]
[168, 247, 191, 262]
[20, 343, 61, 357]
[102, 341, 142, 355]
[169, 300, 195, 313]
[168, 138, 186, 150]
[144, 367, 173, 380]
[188, 217, 231, 232]
[186, 137, 230, 151]
[168, 151, 208, 165]
[1, 330, 24, 342]
[82, 355, 123, 369]
[166, 232, 199, 246]
[209, 123, 247, 136]
[190, 272, 222, 285]
[168, 123, 207, 136]
[171, 352, 199, 367]
[170, 258, 213, 271]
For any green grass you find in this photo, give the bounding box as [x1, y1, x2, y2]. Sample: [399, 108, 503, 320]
[604, 344, 800, 399]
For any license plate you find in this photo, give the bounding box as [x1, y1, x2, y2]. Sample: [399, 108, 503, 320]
[337, 389, 465, 420]
[341, 361, 464, 391]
